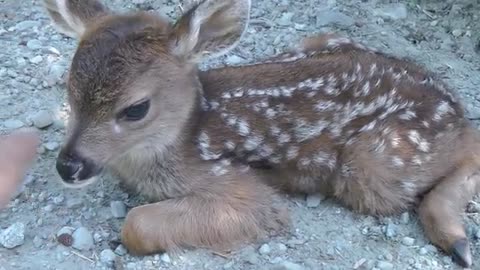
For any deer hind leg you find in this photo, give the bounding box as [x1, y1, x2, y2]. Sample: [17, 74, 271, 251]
[120, 168, 289, 255]
[418, 160, 480, 268]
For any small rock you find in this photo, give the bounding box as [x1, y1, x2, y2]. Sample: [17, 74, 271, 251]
[43, 204, 54, 212]
[114, 244, 127, 256]
[424, 244, 437, 253]
[160, 253, 171, 264]
[305, 193, 324, 208]
[0, 222, 25, 249]
[93, 232, 102, 243]
[245, 251, 259, 265]
[277, 243, 287, 252]
[376, 261, 394, 270]
[316, 10, 355, 27]
[385, 222, 396, 238]
[32, 110, 54, 129]
[278, 12, 294, 26]
[110, 201, 127, 218]
[259, 243, 271, 255]
[100, 249, 116, 264]
[4, 119, 24, 129]
[30, 56, 43, 64]
[452, 29, 463, 37]
[225, 55, 244, 65]
[26, 40, 43, 50]
[402, 237, 415, 246]
[44, 141, 59, 151]
[53, 195, 65, 205]
[66, 198, 83, 209]
[272, 261, 304, 270]
[419, 247, 428, 255]
[72, 227, 94, 251]
[223, 261, 235, 269]
[15, 20, 41, 31]
[33, 236, 43, 248]
[400, 212, 410, 224]
[375, 3, 408, 20]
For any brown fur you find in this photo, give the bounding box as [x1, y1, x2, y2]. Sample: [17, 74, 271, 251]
[43, 0, 480, 267]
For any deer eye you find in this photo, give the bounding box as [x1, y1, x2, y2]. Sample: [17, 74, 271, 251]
[120, 100, 150, 121]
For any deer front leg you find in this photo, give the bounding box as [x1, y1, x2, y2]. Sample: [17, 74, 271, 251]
[121, 170, 289, 255]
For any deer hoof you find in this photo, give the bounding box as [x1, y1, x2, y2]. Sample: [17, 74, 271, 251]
[451, 238, 472, 268]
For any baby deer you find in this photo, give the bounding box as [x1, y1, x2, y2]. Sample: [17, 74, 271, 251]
[43, 0, 480, 267]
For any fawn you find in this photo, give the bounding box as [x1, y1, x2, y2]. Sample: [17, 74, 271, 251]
[43, 0, 480, 267]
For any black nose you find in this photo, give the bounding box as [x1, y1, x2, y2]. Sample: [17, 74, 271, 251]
[56, 150, 98, 183]
[56, 153, 83, 182]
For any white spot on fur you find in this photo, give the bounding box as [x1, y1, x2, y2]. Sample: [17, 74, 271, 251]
[286, 146, 299, 160]
[244, 135, 263, 151]
[408, 130, 430, 152]
[211, 159, 231, 176]
[259, 144, 274, 157]
[399, 110, 417, 120]
[433, 101, 454, 122]
[313, 151, 330, 165]
[237, 119, 250, 136]
[359, 120, 377, 132]
[298, 158, 312, 169]
[392, 156, 404, 167]
[224, 140, 236, 151]
[278, 133, 291, 144]
[401, 181, 416, 195]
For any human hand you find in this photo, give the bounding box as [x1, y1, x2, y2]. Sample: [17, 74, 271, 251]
[0, 129, 39, 208]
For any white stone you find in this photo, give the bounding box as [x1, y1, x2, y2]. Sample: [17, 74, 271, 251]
[0, 222, 25, 249]
[72, 227, 94, 251]
[110, 201, 127, 218]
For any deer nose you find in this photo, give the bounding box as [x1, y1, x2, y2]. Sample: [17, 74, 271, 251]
[56, 154, 82, 182]
[56, 150, 98, 183]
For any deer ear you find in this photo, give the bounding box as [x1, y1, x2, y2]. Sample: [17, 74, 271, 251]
[170, 0, 251, 62]
[43, 0, 110, 39]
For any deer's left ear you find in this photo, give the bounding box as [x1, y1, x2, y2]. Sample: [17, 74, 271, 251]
[169, 0, 251, 62]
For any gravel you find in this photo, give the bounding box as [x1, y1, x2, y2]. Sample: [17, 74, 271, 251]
[0, 222, 25, 249]
[259, 243, 272, 255]
[2, 0, 480, 270]
[110, 201, 128, 218]
[100, 249, 117, 264]
[305, 193, 324, 208]
[402, 237, 416, 246]
[31, 110, 54, 129]
[71, 227, 94, 251]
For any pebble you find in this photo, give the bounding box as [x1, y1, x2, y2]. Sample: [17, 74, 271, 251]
[66, 198, 83, 209]
[26, 39, 42, 50]
[419, 247, 428, 255]
[316, 10, 355, 27]
[115, 244, 128, 256]
[110, 201, 127, 218]
[53, 195, 65, 205]
[15, 20, 41, 31]
[375, 3, 408, 20]
[225, 55, 244, 65]
[245, 251, 259, 265]
[32, 110, 54, 129]
[100, 249, 116, 264]
[376, 261, 394, 270]
[44, 141, 59, 151]
[160, 253, 171, 264]
[277, 243, 287, 252]
[272, 261, 304, 270]
[259, 243, 271, 255]
[4, 119, 24, 129]
[452, 29, 463, 37]
[305, 193, 324, 208]
[385, 222, 396, 238]
[278, 12, 294, 26]
[402, 237, 415, 246]
[33, 236, 43, 248]
[0, 222, 25, 249]
[400, 212, 410, 224]
[30, 56, 43, 64]
[71, 227, 94, 251]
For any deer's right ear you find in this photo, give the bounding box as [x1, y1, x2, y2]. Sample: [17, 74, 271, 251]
[43, 0, 110, 39]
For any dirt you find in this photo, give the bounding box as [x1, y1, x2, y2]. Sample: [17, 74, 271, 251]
[1, 0, 480, 269]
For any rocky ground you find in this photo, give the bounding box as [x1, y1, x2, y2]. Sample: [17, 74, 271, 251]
[1, 0, 480, 269]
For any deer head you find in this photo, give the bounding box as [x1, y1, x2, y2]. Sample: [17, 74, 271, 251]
[43, 0, 251, 187]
